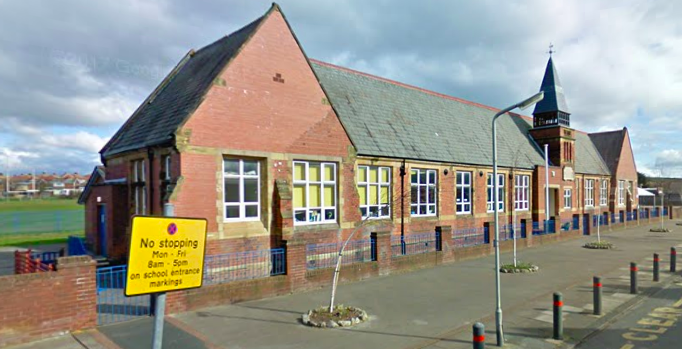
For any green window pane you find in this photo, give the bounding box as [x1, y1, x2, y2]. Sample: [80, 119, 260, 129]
[324, 164, 334, 181]
[358, 167, 367, 183]
[224, 159, 239, 175]
[293, 185, 306, 208]
[369, 168, 378, 183]
[244, 178, 258, 202]
[324, 185, 335, 206]
[358, 186, 367, 205]
[380, 186, 389, 204]
[294, 163, 305, 181]
[369, 185, 378, 205]
[224, 178, 239, 203]
[243, 161, 258, 175]
[380, 168, 390, 183]
[309, 184, 321, 207]
[309, 163, 321, 182]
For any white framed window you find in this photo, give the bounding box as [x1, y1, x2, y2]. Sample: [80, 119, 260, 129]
[585, 179, 594, 207]
[163, 155, 171, 181]
[293, 161, 336, 224]
[223, 158, 261, 221]
[600, 179, 608, 206]
[564, 188, 572, 208]
[410, 168, 437, 216]
[357, 166, 391, 218]
[618, 180, 625, 206]
[514, 175, 529, 211]
[456, 171, 472, 214]
[132, 159, 147, 215]
[487, 173, 505, 212]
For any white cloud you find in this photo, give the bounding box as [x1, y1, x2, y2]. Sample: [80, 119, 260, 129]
[0, 0, 680, 175]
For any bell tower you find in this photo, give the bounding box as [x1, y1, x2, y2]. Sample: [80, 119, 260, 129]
[529, 48, 576, 171]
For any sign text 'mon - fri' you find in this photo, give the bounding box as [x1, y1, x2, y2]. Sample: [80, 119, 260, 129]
[125, 216, 208, 296]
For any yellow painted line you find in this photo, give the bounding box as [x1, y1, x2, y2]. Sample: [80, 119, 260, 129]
[620, 344, 634, 349]
[673, 297, 682, 308]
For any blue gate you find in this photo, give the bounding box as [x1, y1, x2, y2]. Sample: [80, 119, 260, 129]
[96, 265, 150, 326]
[583, 215, 589, 235]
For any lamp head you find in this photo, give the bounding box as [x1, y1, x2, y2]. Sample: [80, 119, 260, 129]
[517, 91, 545, 111]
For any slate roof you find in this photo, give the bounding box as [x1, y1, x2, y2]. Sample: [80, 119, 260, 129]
[589, 129, 625, 174]
[311, 61, 546, 169]
[101, 14, 266, 157]
[99, 4, 614, 177]
[533, 57, 570, 115]
[574, 132, 611, 175]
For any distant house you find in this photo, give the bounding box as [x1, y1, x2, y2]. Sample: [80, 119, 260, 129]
[80, 3, 640, 263]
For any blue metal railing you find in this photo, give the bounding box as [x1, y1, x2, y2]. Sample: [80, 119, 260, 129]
[96, 265, 150, 326]
[499, 224, 519, 241]
[532, 221, 556, 236]
[204, 248, 286, 284]
[306, 240, 373, 270]
[68, 235, 88, 256]
[0, 210, 83, 235]
[593, 216, 607, 226]
[572, 216, 580, 230]
[391, 232, 437, 257]
[31, 251, 60, 264]
[453, 227, 488, 247]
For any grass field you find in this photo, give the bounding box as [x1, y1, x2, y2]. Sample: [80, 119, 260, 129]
[0, 198, 84, 246]
[0, 198, 81, 212]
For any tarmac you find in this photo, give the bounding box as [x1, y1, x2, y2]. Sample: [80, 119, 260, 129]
[6, 221, 682, 349]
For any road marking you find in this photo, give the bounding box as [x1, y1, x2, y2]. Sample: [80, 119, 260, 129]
[619, 344, 634, 349]
[621, 295, 682, 344]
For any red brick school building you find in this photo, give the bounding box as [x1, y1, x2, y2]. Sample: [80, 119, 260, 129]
[80, 3, 649, 303]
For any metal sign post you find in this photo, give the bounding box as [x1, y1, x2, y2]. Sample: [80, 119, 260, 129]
[125, 205, 207, 349]
[152, 204, 174, 349]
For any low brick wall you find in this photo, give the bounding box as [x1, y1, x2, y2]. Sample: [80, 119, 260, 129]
[164, 211, 682, 315]
[0, 256, 96, 348]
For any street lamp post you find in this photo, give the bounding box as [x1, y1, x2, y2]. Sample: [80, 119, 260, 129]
[492, 91, 544, 346]
[658, 189, 665, 230]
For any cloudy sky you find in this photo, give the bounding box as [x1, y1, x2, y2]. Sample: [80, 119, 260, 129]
[1, 0, 681, 177]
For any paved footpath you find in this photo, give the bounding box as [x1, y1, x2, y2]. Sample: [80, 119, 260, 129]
[6, 222, 682, 349]
[576, 276, 682, 349]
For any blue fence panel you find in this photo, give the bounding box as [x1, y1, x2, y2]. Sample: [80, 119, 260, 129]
[391, 232, 437, 257]
[626, 212, 634, 221]
[204, 248, 286, 284]
[499, 224, 516, 241]
[31, 250, 60, 264]
[610, 213, 616, 224]
[96, 265, 150, 326]
[453, 227, 487, 247]
[306, 241, 372, 270]
[664, 208, 669, 217]
[532, 221, 556, 236]
[68, 235, 88, 256]
[0, 209, 84, 235]
[572, 216, 579, 230]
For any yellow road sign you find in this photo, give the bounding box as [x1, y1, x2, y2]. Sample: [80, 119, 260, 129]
[125, 216, 208, 296]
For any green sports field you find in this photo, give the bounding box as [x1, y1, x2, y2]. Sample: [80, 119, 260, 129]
[0, 198, 84, 246]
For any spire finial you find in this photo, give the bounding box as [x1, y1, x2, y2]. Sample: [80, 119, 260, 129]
[547, 43, 556, 57]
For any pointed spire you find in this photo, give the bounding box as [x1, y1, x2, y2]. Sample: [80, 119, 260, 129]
[532, 56, 570, 116]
